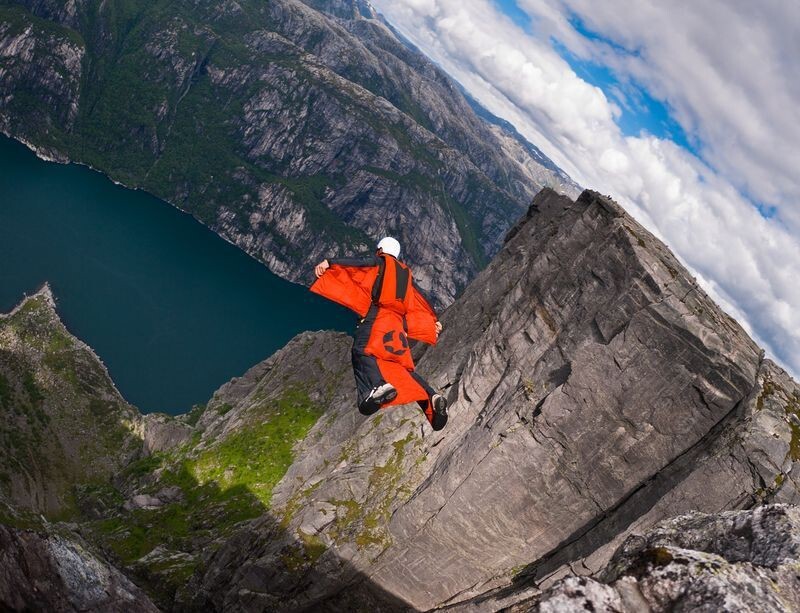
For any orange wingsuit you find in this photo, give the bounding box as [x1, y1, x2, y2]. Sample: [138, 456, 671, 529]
[310, 252, 441, 421]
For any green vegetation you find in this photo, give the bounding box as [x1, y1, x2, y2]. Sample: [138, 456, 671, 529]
[89, 473, 262, 565]
[363, 166, 487, 267]
[329, 497, 361, 543]
[282, 528, 327, 572]
[785, 392, 800, 461]
[0, 5, 85, 47]
[190, 389, 322, 506]
[355, 432, 415, 549]
[326, 431, 418, 552]
[757, 377, 777, 411]
[22, 371, 44, 408]
[280, 479, 323, 530]
[184, 403, 206, 426]
[87, 387, 323, 578]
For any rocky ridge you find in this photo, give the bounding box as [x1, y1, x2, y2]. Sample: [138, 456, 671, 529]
[526, 504, 800, 612]
[0, 0, 579, 306]
[0, 285, 141, 516]
[184, 189, 800, 611]
[2, 189, 800, 611]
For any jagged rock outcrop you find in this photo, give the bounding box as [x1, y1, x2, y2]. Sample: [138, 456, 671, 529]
[0, 0, 578, 306]
[2, 189, 799, 612]
[524, 505, 800, 612]
[186, 189, 800, 611]
[136, 413, 193, 454]
[0, 524, 159, 612]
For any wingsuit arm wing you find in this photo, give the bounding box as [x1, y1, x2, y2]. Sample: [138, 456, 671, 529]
[406, 281, 439, 345]
[310, 258, 379, 317]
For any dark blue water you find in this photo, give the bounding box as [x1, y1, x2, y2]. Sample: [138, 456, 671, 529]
[0, 135, 353, 414]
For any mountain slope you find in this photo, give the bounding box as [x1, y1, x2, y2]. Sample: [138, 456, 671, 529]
[0, 0, 578, 306]
[1, 190, 798, 611]
[186, 189, 800, 611]
[0, 286, 142, 517]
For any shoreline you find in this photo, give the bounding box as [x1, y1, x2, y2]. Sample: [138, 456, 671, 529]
[0, 283, 137, 414]
[0, 130, 310, 288]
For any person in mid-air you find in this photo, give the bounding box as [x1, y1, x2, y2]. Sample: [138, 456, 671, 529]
[311, 237, 448, 430]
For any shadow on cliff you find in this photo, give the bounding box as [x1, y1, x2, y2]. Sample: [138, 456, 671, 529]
[102, 461, 416, 612]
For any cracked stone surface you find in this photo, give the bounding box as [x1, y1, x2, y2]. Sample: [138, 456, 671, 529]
[520, 505, 800, 612]
[0, 524, 159, 612]
[1, 177, 799, 609]
[186, 188, 800, 611]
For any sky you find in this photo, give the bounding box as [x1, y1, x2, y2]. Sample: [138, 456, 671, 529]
[370, 0, 800, 379]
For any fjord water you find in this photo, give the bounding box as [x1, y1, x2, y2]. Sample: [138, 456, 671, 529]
[0, 135, 353, 413]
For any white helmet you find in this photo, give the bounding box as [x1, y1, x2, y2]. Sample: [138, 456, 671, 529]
[377, 236, 401, 258]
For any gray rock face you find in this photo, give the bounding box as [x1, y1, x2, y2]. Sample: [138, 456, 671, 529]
[0, 0, 579, 307]
[185, 189, 800, 611]
[2, 187, 800, 611]
[0, 14, 83, 143]
[0, 524, 159, 612]
[526, 505, 800, 613]
[137, 412, 192, 454]
[196, 330, 356, 443]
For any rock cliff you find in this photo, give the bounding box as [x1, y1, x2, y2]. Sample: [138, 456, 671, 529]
[2, 189, 799, 612]
[184, 189, 800, 611]
[525, 504, 800, 612]
[0, 0, 578, 306]
[0, 523, 159, 612]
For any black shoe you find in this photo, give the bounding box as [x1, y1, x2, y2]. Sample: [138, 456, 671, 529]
[359, 383, 397, 415]
[430, 393, 448, 431]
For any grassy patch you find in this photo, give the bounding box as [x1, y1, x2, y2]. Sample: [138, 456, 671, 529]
[282, 529, 327, 572]
[22, 371, 44, 408]
[280, 479, 323, 530]
[354, 433, 414, 550]
[184, 403, 205, 426]
[87, 387, 323, 577]
[189, 389, 323, 506]
[785, 392, 800, 461]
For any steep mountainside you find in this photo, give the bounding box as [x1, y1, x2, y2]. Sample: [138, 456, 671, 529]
[0, 0, 578, 306]
[2, 189, 799, 612]
[185, 189, 800, 611]
[0, 287, 142, 517]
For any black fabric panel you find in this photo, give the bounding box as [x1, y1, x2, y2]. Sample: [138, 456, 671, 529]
[352, 350, 385, 407]
[353, 304, 379, 353]
[371, 258, 386, 304]
[410, 370, 435, 398]
[395, 263, 410, 301]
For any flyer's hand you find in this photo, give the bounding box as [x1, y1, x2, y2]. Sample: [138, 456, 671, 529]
[435, 321, 443, 337]
[314, 259, 330, 278]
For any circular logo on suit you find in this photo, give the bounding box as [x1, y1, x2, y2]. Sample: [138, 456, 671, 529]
[383, 330, 409, 356]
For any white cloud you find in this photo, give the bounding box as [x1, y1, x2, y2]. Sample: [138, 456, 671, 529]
[520, 0, 800, 224]
[370, 0, 800, 378]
